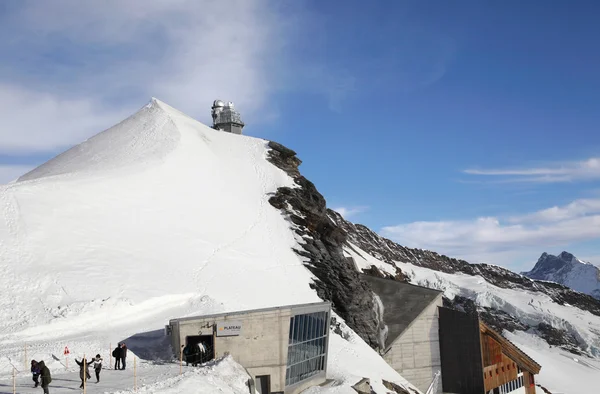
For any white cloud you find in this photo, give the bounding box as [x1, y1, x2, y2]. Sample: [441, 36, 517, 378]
[0, 1, 325, 153]
[381, 198, 600, 266]
[0, 165, 35, 184]
[333, 206, 369, 219]
[464, 158, 600, 183]
[0, 85, 129, 153]
[510, 198, 600, 224]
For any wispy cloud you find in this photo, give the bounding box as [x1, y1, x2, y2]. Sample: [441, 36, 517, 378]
[0, 165, 35, 184]
[381, 197, 600, 266]
[0, 1, 284, 153]
[464, 158, 600, 183]
[0, 1, 340, 154]
[332, 206, 369, 219]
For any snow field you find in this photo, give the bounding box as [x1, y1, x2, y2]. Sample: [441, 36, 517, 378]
[0, 355, 252, 394]
[0, 99, 416, 393]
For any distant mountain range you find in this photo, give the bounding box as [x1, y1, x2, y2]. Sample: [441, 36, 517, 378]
[522, 251, 600, 300]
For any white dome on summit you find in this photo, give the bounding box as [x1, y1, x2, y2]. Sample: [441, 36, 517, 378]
[212, 99, 225, 108]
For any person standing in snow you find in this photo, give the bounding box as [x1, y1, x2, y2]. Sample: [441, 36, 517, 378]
[112, 345, 122, 370]
[182, 343, 191, 366]
[196, 342, 206, 365]
[31, 360, 41, 388]
[120, 342, 128, 370]
[75, 357, 92, 389]
[190, 343, 201, 367]
[91, 354, 103, 383]
[38, 360, 51, 394]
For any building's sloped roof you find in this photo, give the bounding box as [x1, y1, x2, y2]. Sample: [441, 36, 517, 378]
[361, 274, 443, 350]
[479, 321, 542, 374]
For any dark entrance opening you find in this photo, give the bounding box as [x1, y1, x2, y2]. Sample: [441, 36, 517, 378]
[255, 375, 271, 394]
[185, 335, 214, 365]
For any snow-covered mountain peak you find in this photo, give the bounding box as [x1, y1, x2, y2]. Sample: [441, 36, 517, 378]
[0, 98, 417, 393]
[522, 251, 600, 300]
[16, 97, 230, 183]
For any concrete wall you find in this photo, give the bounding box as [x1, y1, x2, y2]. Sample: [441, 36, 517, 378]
[383, 295, 443, 394]
[175, 308, 290, 392]
[170, 303, 330, 394]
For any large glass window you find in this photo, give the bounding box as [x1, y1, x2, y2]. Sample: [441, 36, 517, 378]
[285, 311, 329, 387]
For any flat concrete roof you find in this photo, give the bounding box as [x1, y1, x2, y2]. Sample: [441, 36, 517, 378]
[169, 301, 331, 324]
[361, 275, 442, 349]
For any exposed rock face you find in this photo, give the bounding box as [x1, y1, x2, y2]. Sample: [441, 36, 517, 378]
[265, 141, 380, 349]
[535, 322, 584, 355]
[523, 251, 600, 300]
[264, 140, 600, 357]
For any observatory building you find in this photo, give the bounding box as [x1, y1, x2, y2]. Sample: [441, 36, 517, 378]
[211, 99, 245, 134]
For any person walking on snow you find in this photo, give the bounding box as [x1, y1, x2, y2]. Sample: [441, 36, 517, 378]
[75, 357, 92, 389]
[112, 345, 122, 370]
[31, 360, 41, 388]
[120, 342, 128, 370]
[92, 354, 103, 383]
[38, 360, 51, 394]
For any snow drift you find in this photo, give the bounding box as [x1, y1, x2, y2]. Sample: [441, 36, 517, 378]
[0, 98, 417, 393]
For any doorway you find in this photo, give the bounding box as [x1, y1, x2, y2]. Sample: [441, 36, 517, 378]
[255, 375, 270, 394]
[185, 335, 214, 365]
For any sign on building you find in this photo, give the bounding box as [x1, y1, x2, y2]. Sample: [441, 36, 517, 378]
[216, 321, 242, 337]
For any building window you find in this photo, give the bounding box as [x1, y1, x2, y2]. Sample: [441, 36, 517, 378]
[285, 311, 329, 387]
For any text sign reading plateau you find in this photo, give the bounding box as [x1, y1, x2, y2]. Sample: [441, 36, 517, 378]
[216, 321, 242, 337]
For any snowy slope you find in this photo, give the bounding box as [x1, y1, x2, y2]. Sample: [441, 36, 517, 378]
[0, 98, 416, 393]
[523, 251, 600, 300]
[344, 241, 600, 393]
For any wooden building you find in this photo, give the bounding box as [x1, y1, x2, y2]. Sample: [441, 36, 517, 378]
[438, 307, 541, 394]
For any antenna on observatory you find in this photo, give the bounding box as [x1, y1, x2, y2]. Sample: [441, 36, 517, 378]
[211, 99, 245, 134]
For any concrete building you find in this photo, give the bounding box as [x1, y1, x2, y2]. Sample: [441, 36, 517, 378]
[211, 99, 245, 134]
[362, 275, 444, 394]
[167, 302, 331, 394]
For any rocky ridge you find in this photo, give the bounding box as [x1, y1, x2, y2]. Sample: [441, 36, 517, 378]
[263, 140, 600, 357]
[328, 210, 600, 318]
[328, 209, 600, 355]
[265, 141, 381, 350]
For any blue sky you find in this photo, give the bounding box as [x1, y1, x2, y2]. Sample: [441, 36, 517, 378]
[1, 1, 600, 271]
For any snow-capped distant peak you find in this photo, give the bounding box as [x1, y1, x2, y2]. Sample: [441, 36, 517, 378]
[522, 251, 600, 300]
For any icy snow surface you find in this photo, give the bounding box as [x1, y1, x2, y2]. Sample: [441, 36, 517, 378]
[345, 241, 600, 393]
[0, 99, 415, 393]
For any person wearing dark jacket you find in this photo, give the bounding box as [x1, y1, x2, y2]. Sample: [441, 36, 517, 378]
[75, 358, 92, 389]
[31, 360, 41, 387]
[120, 343, 128, 370]
[182, 344, 192, 366]
[92, 354, 103, 382]
[38, 360, 51, 394]
[112, 345, 122, 370]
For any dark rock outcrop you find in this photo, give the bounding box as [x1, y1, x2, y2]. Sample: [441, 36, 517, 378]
[535, 322, 583, 355]
[266, 141, 380, 349]
[264, 140, 600, 357]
